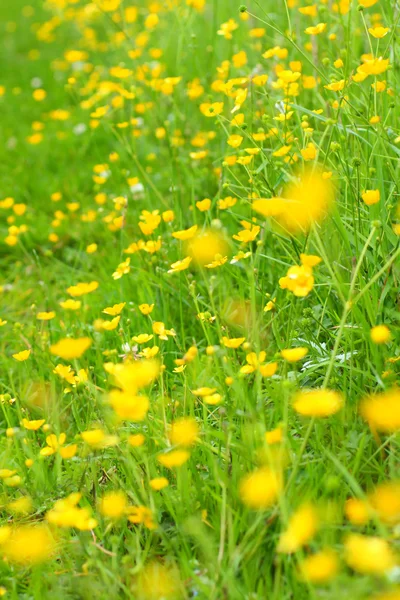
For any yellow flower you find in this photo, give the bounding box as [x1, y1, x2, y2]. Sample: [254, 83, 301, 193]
[227, 134, 243, 148]
[298, 550, 338, 583]
[369, 481, 400, 525]
[293, 389, 343, 417]
[222, 336, 246, 349]
[46, 493, 97, 530]
[169, 418, 199, 447]
[108, 390, 149, 421]
[300, 143, 316, 161]
[66, 281, 98, 297]
[369, 26, 389, 38]
[138, 303, 154, 315]
[12, 349, 31, 361]
[200, 102, 224, 117]
[101, 316, 120, 331]
[136, 561, 181, 598]
[240, 351, 266, 374]
[203, 393, 222, 405]
[357, 57, 389, 76]
[217, 18, 238, 40]
[300, 253, 322, 267]
[167, 256, 192, 274]
[345, 498, 370, 525]
[150, 477, 169, 491]
[132, 333, 153, 344]
[103, 302, 126, 316]
[344, 533, 395, 574]
[40, 433, 73, 457]
[324, 79, 345, 91]
[358, 0, 378, 5]
[21, 418, 45, 431]
[81, 429, 118, 449]
[233, 224, 260, 243]
[99, 491, 127, 519]
[50, 337, 91, 360]
[191, 387, 217, 397]
[0, 525, 56, 565]
[299, 4, 318, 16]
[279, 265, 314, 297]
[305, 22, 326, 35]
[362, 189, 380, 205]
[59, 299, 81, 310]
[53, 364, 77, 385]
[37, 311, 56, 321]
[281, 347, 308, 362]
[240, 467, 282, 510]
[370, 325, 391, 344]
[188, 230, 229, 266]
[273, 145, 291, 158]
[128, 433, 145, 447]
[360, 389, 400, 432]
[277, 170, 333, 232]
[7, 496, 32, 515]
[196, 198, 211, 212]
[157, 450, 190, 468]
[278, 504, 319, 553]
[259, 362, 278, 377]
[265, 427, 283, 445]
[152, 322, 176, 340]
[172, 225, 198, 240]
[110, 359, 159, 392]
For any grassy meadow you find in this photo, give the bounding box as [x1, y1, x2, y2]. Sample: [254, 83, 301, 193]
[0, 0, 399, 597]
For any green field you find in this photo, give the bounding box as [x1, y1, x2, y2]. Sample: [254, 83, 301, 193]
[0, 0, 399, 598]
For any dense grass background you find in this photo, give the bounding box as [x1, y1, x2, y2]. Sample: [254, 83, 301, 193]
[0, 0, 399, 598]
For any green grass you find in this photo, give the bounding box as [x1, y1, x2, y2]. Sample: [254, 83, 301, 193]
[0, 0, 399, 598]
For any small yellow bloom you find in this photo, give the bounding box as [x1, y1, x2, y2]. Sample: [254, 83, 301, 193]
[169, 418, 198, 447]
[128, 433, 145, 447]
[37, 311, 56, 321]
[157, 450, 190, 468]
[99, 491, 127, 519]
[200, 102, 224, 117]
[281, 347, 308, 362]
[370, 325, 391, 344]
[138, 303, 154, 315]
[278, 504, 319, 553]
[196, 198, 211, 212]
[240, 467, 282, 510]
[360, 389, 400, 432]
[305, 22, 326, 35]
[344, 533, 395, 574]
[298, 550, 338, 583]
[21, 418, 45, 431]
[167, 256, 192, 274]
[101, 316, 120, 331]
[265, 426, 283, 445]
[172, 225, 198, 240]
[222, 336, 246, 349]
[293, 389, 343, 417]
[50, 338, 91, 360]
[345, 498, 370, 525]
[103, 302, 126, 316]
[369, 26, 390, 39]
[67, 281, 99, 297]
[12, 349, 31, 362]
[150, 477, 169, 491]
[59, 299, 81, 310]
